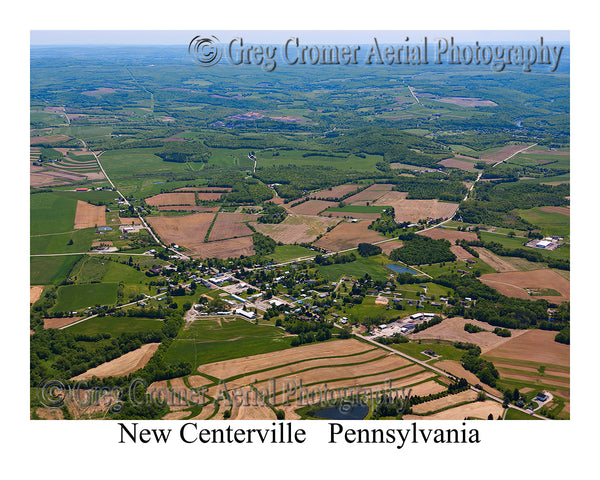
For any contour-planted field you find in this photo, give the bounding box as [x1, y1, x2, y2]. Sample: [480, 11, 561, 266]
[197, 338, 372, 379]
[404, 400, 504, 420]
[313, 220, 387, 252]
[479, 269, 570, 302]
[73, 201, 107, 229]
[251, 215, 340, 244]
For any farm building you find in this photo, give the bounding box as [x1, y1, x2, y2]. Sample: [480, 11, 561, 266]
[410, 313, 424, 320]
[535, 239, 552, 248]
[235, 308, 255, 319]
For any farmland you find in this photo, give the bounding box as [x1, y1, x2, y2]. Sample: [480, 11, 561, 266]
[29, 41, 569, 422]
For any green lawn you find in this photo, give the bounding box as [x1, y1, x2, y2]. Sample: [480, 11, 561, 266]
[504, 408, 540, 420]
[164, 317, 291, 369]
[53, 283, 118, 312]
[390, 341, 467, 362]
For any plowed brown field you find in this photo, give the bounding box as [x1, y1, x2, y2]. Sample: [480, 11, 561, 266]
[313, 220, 386, 252]
[251, 215, 340, 244]
[145, 192, 196, 206]
[71, 343, 160, 380]
[483, 329, 569, 367]
[479, 269, 570, 302]
[289, 200, 338, 215]
[73, 201, 106, 229]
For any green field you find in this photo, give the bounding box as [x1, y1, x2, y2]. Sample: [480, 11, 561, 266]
[267, 244, 315, 263]
[389, 341, 467, 362]
[164, 317, 291, 368]
[66, 316, 165, 335]
[30, 228, 96, 255]
[30, 192, 78, 235]
[53, 283, 119, 312]
[317, 255, 398, 283]
[516, 207, 570, 238]
[30, 255, 81, 285]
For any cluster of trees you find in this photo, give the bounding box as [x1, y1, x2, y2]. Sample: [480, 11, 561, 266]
[257, 202, 287, 224]
[457, 181, 569, 229]
[224, 179, 274, 204]
[252, 232, 277, 256]
[371, 393, 408, 419]
[313, 252, 356, 266]
[155, 141, 211, 163]
[391, 177, 467, 202]
[357, 243, 382, 257]
[376, 333, 409, 345]
[412, 315, 443, 333]
[464, 323, 486, 333]
[276, 318, 333, 346]
[457, 343, 499, 388]
[254, 165, 380, 201]
[389, 234, 456, 265]
[493, 327, 511, 337]
[555, 325, 570, 344]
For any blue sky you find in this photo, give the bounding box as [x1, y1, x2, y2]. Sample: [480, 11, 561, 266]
[30, 30, 569, 45]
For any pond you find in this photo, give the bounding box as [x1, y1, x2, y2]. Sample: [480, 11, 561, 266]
[386, 264, 417, 275]
[312, 403, 369, 420]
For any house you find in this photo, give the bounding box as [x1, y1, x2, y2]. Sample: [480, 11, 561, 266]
[536, 393, 548, 402]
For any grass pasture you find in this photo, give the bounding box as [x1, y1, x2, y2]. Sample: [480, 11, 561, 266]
[30, 255, 81, 285]
[53, 283, 118, 312]
[164, 317, 291, 369]
[516, 207, 570, 238]
[67, 316, 164, 335]
[30, 192, 78, 235]
[317, 254, 397, 283]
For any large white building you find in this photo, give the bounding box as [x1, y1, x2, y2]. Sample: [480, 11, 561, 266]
[235, 308, 255, 319]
